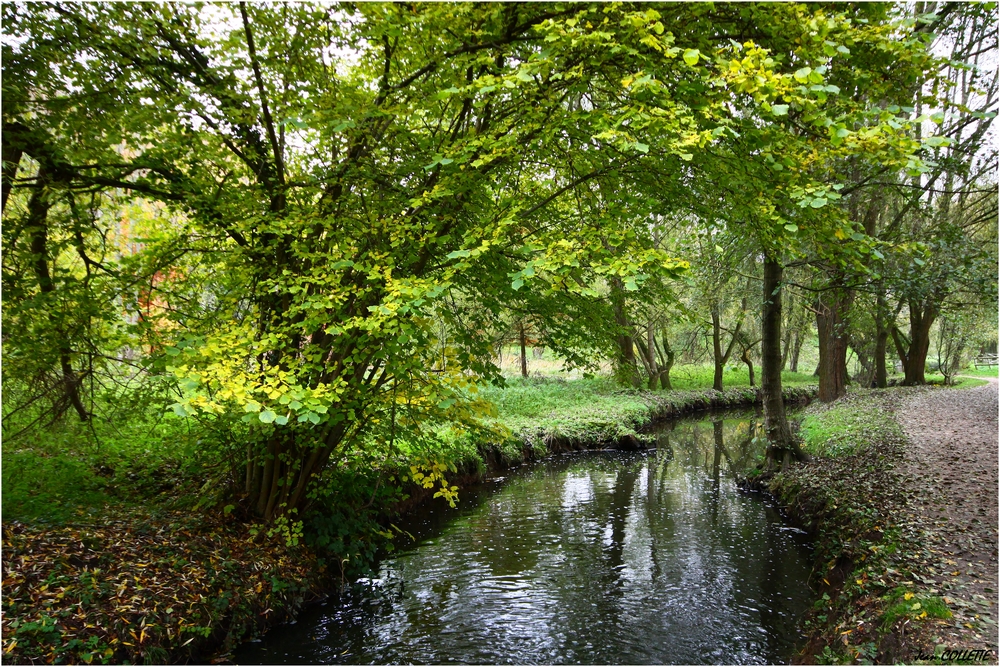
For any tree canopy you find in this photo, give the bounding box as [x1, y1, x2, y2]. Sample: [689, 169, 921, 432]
[3, 2, 995, 519]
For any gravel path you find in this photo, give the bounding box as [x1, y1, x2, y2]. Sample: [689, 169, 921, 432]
[896, 377, 998, 656]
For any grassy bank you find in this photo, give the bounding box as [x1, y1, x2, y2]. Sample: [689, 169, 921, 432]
[481, 374, 816, 460]
[757, 387, 974, 664]
[2, 370, 817, 664]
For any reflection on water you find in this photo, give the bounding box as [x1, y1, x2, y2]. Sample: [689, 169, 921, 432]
[236, 414, 812, 665]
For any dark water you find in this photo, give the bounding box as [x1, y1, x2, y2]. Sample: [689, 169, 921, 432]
[236, 414, 813, 665]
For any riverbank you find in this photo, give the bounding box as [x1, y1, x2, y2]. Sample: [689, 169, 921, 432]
[2, 374, 818, 664]
[753, 380, 997, 664]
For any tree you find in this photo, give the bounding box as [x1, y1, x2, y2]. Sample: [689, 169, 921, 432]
[3, 2, 960, 507]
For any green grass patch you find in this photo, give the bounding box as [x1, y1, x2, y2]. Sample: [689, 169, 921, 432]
[2, 405, 210, 524]
[959, 365, 999, 378]
[481, 376, 654, 439]
[666, 365, 816, 391]
[919, 371, 990, 389]
[881, 590, 952, 631]
[798, 391, 905, 458]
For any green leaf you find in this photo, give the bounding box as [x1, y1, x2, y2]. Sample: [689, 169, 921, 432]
[683, 49, 701, 66]
[794, 67, 812, 83]
[634, 142, 649, 153]
[446, 249, 471, 259]
[772, 104, 789, 116]
[784, 224, 798, 232]
[913, 257, 926, 266]
[511, 278, 524, 290]
[259, 409, 277, 424]
[810, 197, 827, 208]
[624, 277, 638, 291]
[244, 401, 261, 413]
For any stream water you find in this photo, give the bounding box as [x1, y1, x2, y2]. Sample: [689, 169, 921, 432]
[236, 413, 813, 665]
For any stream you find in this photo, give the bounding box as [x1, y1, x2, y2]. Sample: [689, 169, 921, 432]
[236, 412, 813, 665]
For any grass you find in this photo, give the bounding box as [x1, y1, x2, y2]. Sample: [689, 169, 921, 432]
[1, 408, 207, 525]
[480, 375, 653, 439]
[798, 392, 905, 458]
[957, 364, 999, 378]
[880, 590, 952, 631]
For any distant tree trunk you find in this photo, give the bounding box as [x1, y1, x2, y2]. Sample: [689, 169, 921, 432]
[761, 257, 808, 468]
[610, 277, 640, 387]
[712, 306, 725, 391]
[2, 139, 22, 215]
[781, 326, 792, 371]
[711, 304, 742, 392]
[789, 331, 803, 373]
[892, 299, 937, 385]
[519, 320, 528, 379]
[816, 289, 851, 402]
[741, 346, 755, 387]
[874, 291, 889, 388]
[780, 292, 795, 371]
[657, 328, 675, 390]
[26, 163, 90, 422]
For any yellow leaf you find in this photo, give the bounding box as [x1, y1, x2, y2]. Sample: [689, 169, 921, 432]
[904, 592, 914, 600]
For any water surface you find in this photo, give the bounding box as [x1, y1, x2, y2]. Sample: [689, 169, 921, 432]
[237, 414, 813, 665]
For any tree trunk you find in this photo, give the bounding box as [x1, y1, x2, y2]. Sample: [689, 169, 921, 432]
[610, 277, 640, 387]
[902, 300, 936, 385]
[657, 328, 674, 390]
[712, 306, 725, 391]
[874, 291, 889, 388]
[761, 257, 808, 467]
[2, 140, 22, 215]
[25, 164, 90, 422]
[815, 290, 851, 402]
[519, 320, 528, 379]
[741, 346, 755, 387]
[710, 304, 742, 392]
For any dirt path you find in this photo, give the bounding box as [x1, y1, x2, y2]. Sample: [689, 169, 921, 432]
[896, 377, 998, 656]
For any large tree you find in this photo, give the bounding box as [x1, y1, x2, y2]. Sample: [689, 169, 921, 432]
[4, 2, 953, 508]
